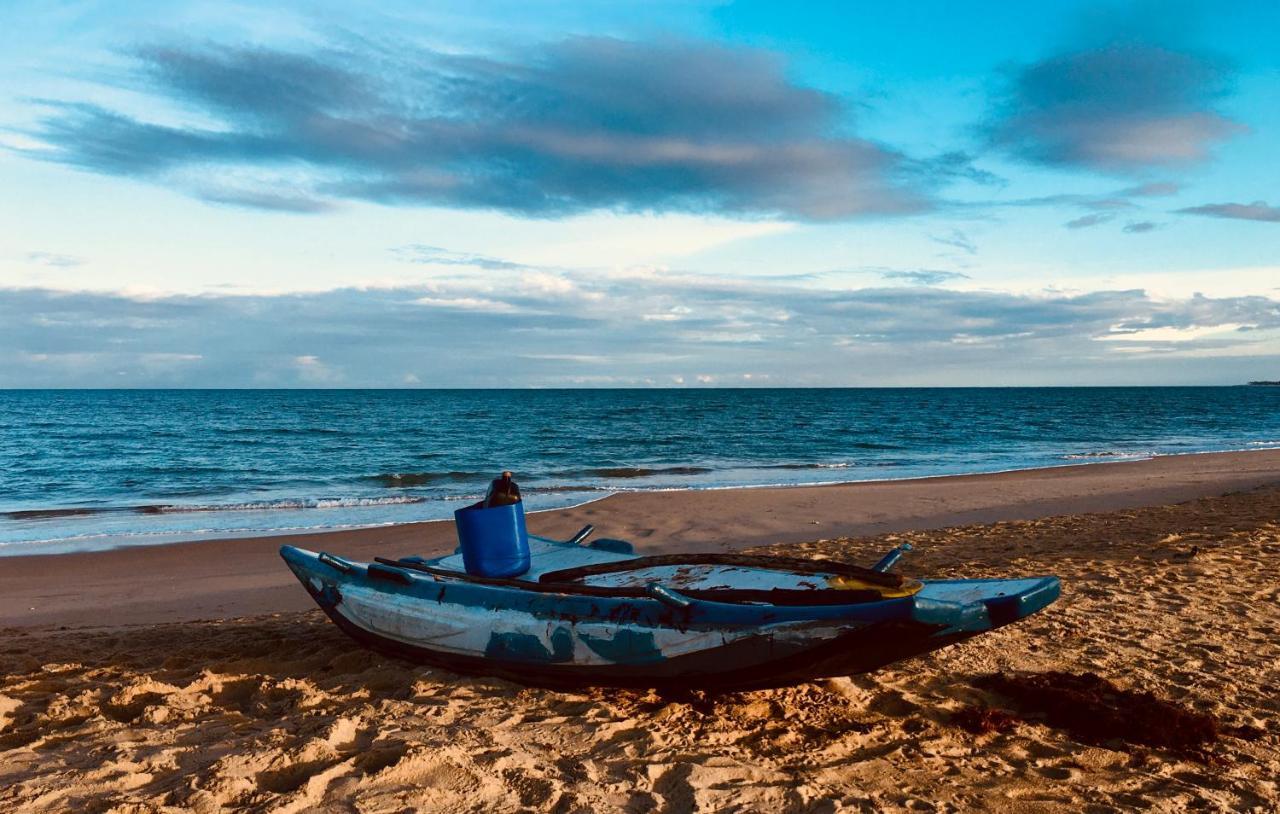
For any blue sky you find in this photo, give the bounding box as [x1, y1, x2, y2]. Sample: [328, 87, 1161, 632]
[1, 0, 1278, 386]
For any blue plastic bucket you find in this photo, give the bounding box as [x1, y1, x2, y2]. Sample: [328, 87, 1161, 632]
[454, 500, 530, 578]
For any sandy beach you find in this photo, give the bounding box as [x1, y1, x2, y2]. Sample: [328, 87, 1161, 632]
[9, 0, 1280, 807]
[2, 450, 1278, 811]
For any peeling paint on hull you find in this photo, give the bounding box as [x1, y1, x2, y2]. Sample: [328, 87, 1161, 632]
[280, 540, 1060, 689]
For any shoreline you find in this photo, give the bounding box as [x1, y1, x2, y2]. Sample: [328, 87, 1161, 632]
[6, 443, 1280, 557]
[3, 446, 1280, 629]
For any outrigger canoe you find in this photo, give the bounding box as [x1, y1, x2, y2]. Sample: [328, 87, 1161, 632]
[281, 526, 1059, 690]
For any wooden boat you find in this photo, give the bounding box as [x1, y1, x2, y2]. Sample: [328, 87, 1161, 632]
[280, 527, 1058, 689]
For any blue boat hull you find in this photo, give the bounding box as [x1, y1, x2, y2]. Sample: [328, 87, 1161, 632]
[280, 537, 1059, 689]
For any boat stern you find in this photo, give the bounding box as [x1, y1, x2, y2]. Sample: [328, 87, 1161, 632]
[913, 576, 1061, 633]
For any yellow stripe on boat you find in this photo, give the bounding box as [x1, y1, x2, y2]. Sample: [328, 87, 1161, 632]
[827, 576, 924, 598]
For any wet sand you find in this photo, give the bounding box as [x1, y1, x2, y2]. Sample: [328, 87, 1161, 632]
[1, 450, 1278, 811]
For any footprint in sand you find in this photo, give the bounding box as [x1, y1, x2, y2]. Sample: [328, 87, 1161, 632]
[651, 762, 697, 813]
[500, 767, 557, 807]
[353, 742, 409, 775]
[255, 757, 340, 794]
[868, 689, 922, 717]
[1034, 765, 1078, 781]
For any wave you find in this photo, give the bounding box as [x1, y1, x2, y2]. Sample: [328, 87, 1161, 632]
[1059, 451, 1153, 460]
[4, 507, 124, 520]
[145, 496, 429, 513]
[367, 471, 488, 487]
[523, 484, 616, 494]
[6, 496, 429, 520]
[758, 462, 853, 470]
[378, 466, 718, 484]
[550, 466, 714, 479]
[218, 427, 352, 436]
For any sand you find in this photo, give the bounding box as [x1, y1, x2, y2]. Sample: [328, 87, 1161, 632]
[1, 452, 1278, 811]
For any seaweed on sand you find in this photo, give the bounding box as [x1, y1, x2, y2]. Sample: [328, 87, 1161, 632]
[952, 705, 1019, 735]
[972, 671, 1219, 755]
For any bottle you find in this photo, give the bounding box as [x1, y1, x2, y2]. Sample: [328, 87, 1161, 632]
[483, 471, 521, 508]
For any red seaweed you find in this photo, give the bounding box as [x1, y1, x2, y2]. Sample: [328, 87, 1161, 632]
[952, 705, 1019, 735]
[972, 671, 1219, 756]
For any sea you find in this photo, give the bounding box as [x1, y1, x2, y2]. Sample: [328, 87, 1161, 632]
[2, 387, 1278, 556]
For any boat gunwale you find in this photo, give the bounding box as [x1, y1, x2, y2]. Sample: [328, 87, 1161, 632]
[373, 555, 892, 606]
[534, 552, 908, 588]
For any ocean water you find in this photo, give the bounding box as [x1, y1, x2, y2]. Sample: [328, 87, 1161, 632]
[2, 387, 1278, 555]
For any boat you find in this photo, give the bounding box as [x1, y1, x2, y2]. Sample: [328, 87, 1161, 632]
[280, 524, 1060, 690]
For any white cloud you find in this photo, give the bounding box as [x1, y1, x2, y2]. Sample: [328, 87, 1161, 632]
[412, 296, 522, 312]
[1098, 323, 1250, 342]
[3, 275, 1279, 387]
[26, 251, 85, 268]
[293, 354, 341, 383]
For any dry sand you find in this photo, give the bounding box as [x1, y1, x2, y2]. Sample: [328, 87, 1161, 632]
[1, 453, 1278, 811]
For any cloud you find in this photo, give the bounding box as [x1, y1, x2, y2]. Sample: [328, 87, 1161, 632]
[1122, 220, 1160, 233]
[3, 273, 1278, 387]
[1065, 213, 1114, 229]
[412, 295, 523, 313]
[393, 245, 534, 271]
[26, 252, 85, 268]
[879, 270, 970, 285]
[292, 354, 341, 383]
[15, 37, 954, 221]
[930, 229, 977, 255]
[1118, 182, 1181, 197]
[985, 42, 1240, 172]
[981, 179, 1179, 217]
[1176, 201, 1280, 223]
[199, 187, 336, 213]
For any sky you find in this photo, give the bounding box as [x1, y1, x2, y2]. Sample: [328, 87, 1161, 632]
[1, 0, 1278, 387]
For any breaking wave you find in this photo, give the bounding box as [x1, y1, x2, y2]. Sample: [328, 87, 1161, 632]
[1059, 451, 1153, 460]
[370, 467, 715, 486]
[551, 466, 714, 479]
[758, 462, 853, 470]
[145, 496, 429, 513]
[6, 496, 429, 520]
[367, 471, 488, 487]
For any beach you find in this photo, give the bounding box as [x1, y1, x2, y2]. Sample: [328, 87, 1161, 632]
[9, 0, 1280, 809]
[2, 450, 1279, 811]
